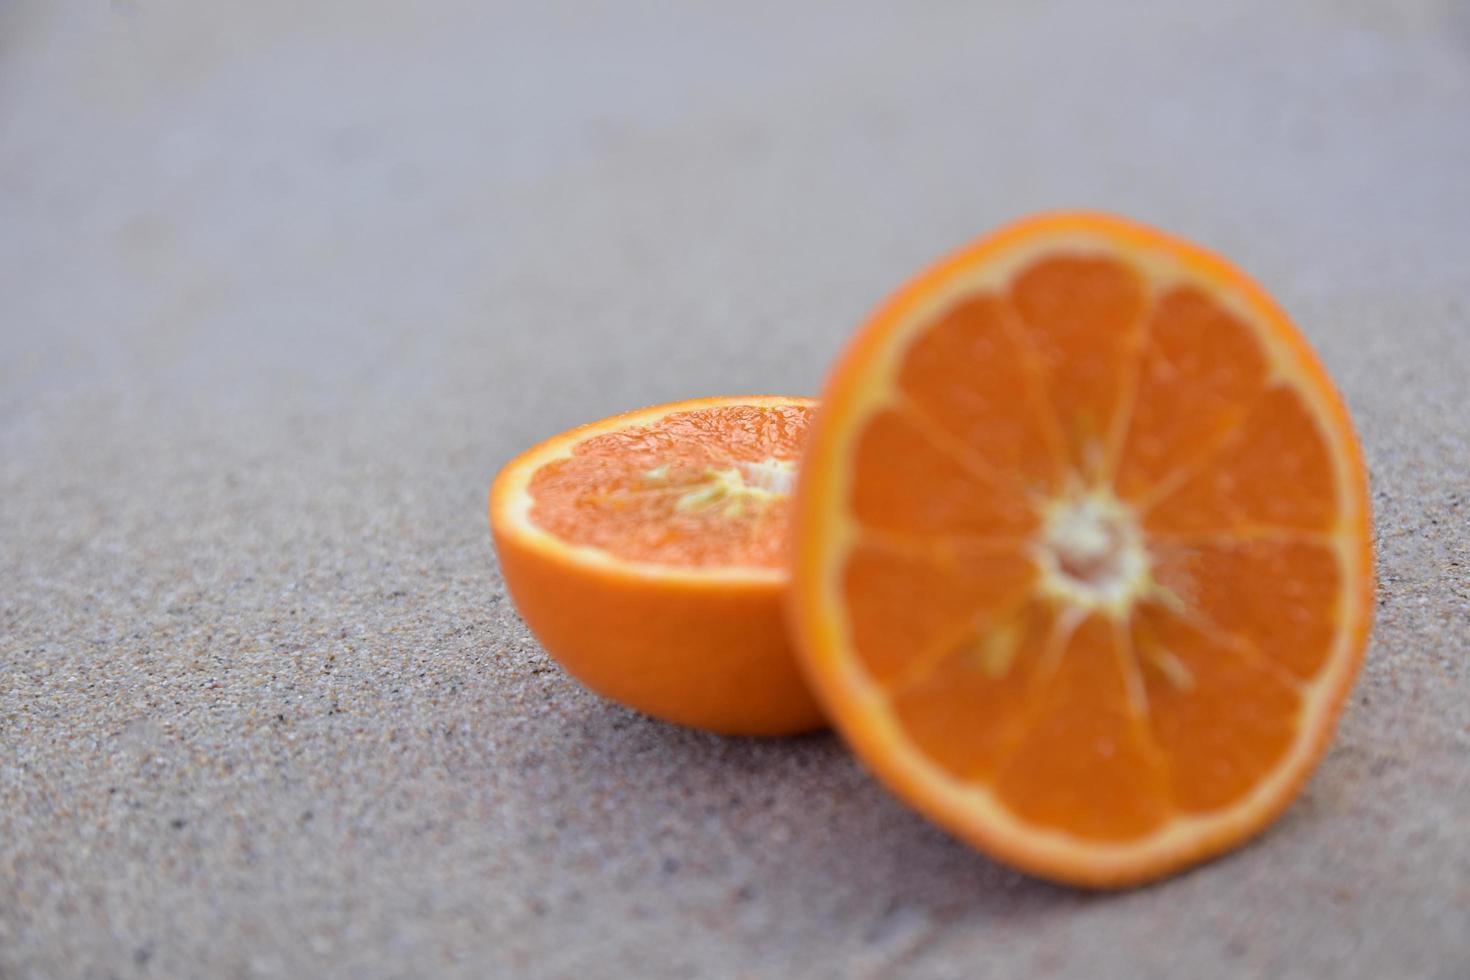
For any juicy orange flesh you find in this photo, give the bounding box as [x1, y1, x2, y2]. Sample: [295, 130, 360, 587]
[528, 403, 813, 569]
[842, 254, 1342, 842]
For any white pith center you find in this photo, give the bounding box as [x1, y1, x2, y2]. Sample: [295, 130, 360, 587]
[736, 458, 799, 496]
[643, 458, 796, 517]
[1035, 491, 1152, 617]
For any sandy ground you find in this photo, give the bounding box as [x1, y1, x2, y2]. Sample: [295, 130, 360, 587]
[3, 1, 1468, 977]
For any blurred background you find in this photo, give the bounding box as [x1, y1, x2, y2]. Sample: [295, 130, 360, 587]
[3, 1, 1468, 977]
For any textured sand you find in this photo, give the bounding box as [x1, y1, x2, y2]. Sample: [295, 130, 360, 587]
[3, 1, 1468, 977]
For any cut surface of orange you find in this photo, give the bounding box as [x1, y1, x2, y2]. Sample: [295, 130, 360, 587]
[490, 395, 823, 735]
[789, 212, 1373, 886]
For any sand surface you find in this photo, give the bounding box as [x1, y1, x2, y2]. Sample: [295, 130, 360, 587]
[3, 1, 1468, 976]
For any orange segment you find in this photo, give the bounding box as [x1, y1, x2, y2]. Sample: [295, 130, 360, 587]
[849, 408, 1035, 537]
[993, 614, 1171, 842]
[1143, 386, 1339, 533]
[890, 599, 1055, 783]
[1114, 285, 1270, 499]
[789, 212, 1374, 887]
[1008, 255, 1148, 477]
[490, 396, 823, 736]
[842, 537, 1034, 687]
[895, 293, 1062, 494]
[1134, 603, 1301, 813]
[1151, 537, 1343, 680]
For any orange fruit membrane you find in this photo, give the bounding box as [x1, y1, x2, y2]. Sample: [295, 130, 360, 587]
[789, 212, 1373, 887]
[490, 396, 824, 736]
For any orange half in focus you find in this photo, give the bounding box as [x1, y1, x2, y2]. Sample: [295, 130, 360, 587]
[491, 396, 824, 735]
[789, 212, 1374, 886]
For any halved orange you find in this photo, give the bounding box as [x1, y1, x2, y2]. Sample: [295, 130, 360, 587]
[789, 212, 1374, 887]
[490, 395, 824, 736]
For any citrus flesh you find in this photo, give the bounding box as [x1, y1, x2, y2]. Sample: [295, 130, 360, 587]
[491, 396, 823, 735]
[789, 213, 1373, 886]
